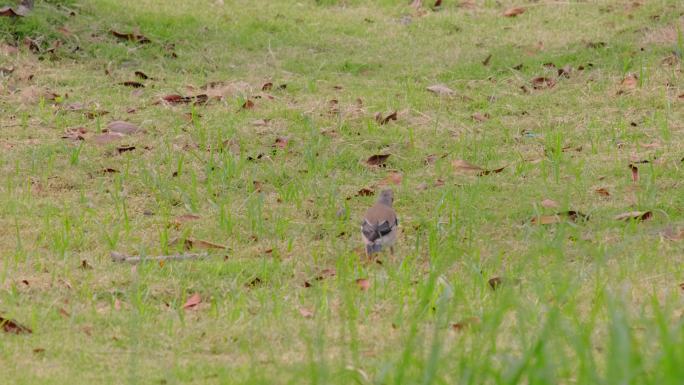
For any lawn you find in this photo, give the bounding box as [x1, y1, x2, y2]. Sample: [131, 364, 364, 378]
[0, 0, 683, 383]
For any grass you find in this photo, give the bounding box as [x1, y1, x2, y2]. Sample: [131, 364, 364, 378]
[1, 0, 683, 383]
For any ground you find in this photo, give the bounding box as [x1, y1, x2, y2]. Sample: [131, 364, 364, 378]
[0, 0, 683, 384]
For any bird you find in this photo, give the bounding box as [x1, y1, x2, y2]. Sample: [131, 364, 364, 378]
[361, 189, 398, 257]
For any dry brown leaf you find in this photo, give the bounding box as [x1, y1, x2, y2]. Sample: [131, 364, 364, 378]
[172, 238, 226, 250]
[366, 154, 391, 167]
[531, 215, 562, 225]
[134, 71, 150, 80]
[531, 77, 556, 90]
[1, 315, 32, 334]
[183, 293, 201, 310]
[488, 276, 503, 290]
[378, 172, 402, 186]
[614, 211, 652, 222]
[356, 187, 375, 197]
[356, 278, 371, 291]
[376, 111, 398, 125]
[274, 136, 289, 149]
[242, 99, 255, 110]
[160, 94, 208, 105]
[531, 211, 588, 225]
[427, 84, 455, 96]
[621, 73, 638, 89]
[595, 188, 610, 197]
[629, 164, 639, 183]
[110, 30, 151, 44]
[106, 121, 140, 135]
[172, 214, 200, 226]
[299, 307, 314, 318]
[472, 112, 490, 122]
[119, 81, 144, 88]
[503, 7, 525, 17]
[660, 227, 684, 241]
[251, 119, 270, 127]
[452, 159, 483, 174]
[451, 317, 480, 331]
[541, 199, 560, 208]
[92, 132, 125, 145]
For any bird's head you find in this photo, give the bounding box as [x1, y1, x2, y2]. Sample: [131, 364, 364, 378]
[378, 189, 394, 206]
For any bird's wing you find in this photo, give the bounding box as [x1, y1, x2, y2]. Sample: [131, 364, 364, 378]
[362, 204, 398, 242]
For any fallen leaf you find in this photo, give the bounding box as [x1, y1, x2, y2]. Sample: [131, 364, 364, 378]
[183, 293, 201, 310]
[242, 99, 255, 109]
[640, 142, 661, 149]
[433, 0, 442, 7]
[427, 84, 455, 96]
[33, 348, 45, 354]
[503, 7, 525, 17]
[471, 112, 490, 122]
[134, 71, 150, 79]
[366, 154, 391, 167]
[85, 110, 109, 119]
[110, 30, 151, 44]
[274, 136, 289, 149]
[119, 81, 144, 88]
[171, 237, 226, 250]
[477, 166, 507, 176]
[251, 119, 270, 127]
[425, 154, 439, 165]
[488, 276, 503, 290]
[531, 215, 562, 225]
[614, 211, 652, 222]
[0, 0, 31, 17]
[261, 82, 273, 91]
[621, 73, 638, 90]
[160, 94, 208, 105]
[452, 159, 482, 174]
[629, 164, 639, 182]
[660, 227, 684, 241]
[172, 214, 201, 227]
[531, 76, 556, 90]
[80, 260, 92, 270]
[557, 65, 573, 78]
[0, 316, 32, 334]
[58, 308, 70, 318]
[595, 188, 610, 197]
[451, 317, 480, 331]
[531, 210, 589, 225]
[106, 121, 140, 135]
[92, 133, 125, 145]
[356, 278, 371, 291]
[356, 187, 375, 197]
[376, 111, 398, 125]
[328, 99, 340, 114]
[116, 145, 136, 154]
[541, 199, 559, 208]
[378, 172, 402, 186]
[482, 54, 492, 66]
[299, 307, 314, 318]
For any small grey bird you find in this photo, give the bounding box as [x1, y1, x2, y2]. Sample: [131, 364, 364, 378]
[361, 189, 398, 257]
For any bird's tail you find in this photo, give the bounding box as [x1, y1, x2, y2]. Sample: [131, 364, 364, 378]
[366, 243, 383, 255]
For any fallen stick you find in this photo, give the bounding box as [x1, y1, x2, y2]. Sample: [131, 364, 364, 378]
[110, 251, 207, 264]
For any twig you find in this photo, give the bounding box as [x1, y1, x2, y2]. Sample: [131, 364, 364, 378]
[110, 251, 207, 264]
